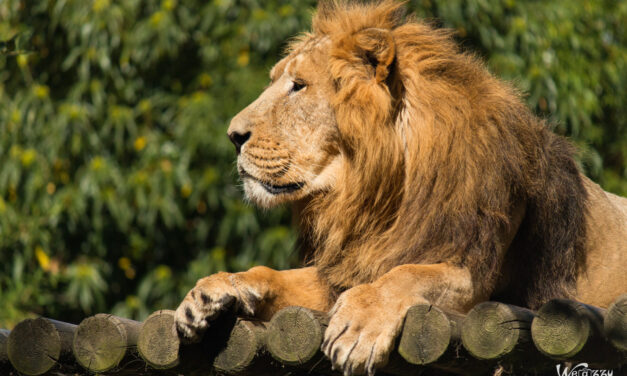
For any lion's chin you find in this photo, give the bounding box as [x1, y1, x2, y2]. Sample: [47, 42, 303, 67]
[242, 177, 305, 208]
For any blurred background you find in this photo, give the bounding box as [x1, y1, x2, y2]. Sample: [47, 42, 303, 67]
[0, 0, 625, 328]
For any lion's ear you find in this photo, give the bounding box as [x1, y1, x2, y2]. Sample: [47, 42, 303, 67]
[353, 28, 396, 83]
[333, 27, 396, 84]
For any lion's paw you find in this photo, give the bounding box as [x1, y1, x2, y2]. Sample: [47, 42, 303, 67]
[174, 272, 260, 343]
[322, 284, 406, 376]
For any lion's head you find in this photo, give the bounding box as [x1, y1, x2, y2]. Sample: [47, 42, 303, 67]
[228, 35, 342, 208]
[227, 0, 587, 308]
[228, 1, 407, 212]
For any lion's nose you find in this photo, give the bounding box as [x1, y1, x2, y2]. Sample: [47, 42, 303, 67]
[227, 131, 251, 154]
[228, 110, 254, 154]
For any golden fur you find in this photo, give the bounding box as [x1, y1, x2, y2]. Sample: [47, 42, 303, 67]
[175, 2, 626, 374]
[303, 0, 589, 308]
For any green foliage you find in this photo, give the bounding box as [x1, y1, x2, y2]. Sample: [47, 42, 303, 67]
[0, 0, 625, 327]
[416, 0, 627, 191]
[0, 0, 308, 326]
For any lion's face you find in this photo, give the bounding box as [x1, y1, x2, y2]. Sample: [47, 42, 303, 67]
[228, 39, 343, 208]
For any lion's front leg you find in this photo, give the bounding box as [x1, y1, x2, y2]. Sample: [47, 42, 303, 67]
[322, 263, 481, 376]
[175, 266, 331, 343]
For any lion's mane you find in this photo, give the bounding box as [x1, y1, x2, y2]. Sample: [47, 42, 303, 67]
[297, 1, 587, 309]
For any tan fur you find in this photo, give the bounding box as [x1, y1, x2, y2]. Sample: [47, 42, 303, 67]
[175, 2, 626, 374]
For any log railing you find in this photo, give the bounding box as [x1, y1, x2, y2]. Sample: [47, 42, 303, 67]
[1, 295, 625, 375]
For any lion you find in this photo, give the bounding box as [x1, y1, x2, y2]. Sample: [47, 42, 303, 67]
[175, 1, 627, 374]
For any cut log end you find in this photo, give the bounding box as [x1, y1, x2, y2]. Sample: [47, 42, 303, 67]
[531, 299, 591, 358]
[213, 319, 264, 374]
[7, 318, 76, 376]
[137, 310, 180, 369]
[604, 293, 627, 352]
[398, 304, 453, 365]
[266, 306, 325, 366]
[72, 314, 140, 373]
[461, 301, 534, 360]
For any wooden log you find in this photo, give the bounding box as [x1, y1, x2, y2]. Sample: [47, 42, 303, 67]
[604, 293, 627, 352]
[72, 313, 141, 373]
[138, 310, 181, 369]
[266, 305, 454, 376]
[139, 310, 276, 375]
[531, 299, 623, 366]
[7, 318, 76, 375]
[213, 319, 273, 375]
[138, 309, 222, 374]
[398, 304, 463, 365]
[461, 302, 551, 372]
[397, 304, 494, 375]
[461, 302, 534, 359]
[397, 304, 495, 375]
[266, 306, 327, 367]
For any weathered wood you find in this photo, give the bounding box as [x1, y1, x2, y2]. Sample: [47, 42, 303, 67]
[531, 298, 623, 366]
[138, 310, 276, 374]
[4, 299, 624, 375]
[137, 309, 180, 369]
[398, 304, 463, 365]
[461, 302, 551, 372]
[461, 302, 534, 359]
[213, 318, 273, 375]
[266, 306, 327, 367]
[604, 293, 627, 352]
[265, 305, 448, 376]
[72, 313, 141, 373]
[7, 317, 76, 375]
[396, 304, 494, 375]
[138, 309, 223, 374]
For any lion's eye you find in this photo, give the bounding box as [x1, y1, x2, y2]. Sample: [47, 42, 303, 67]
[291, 80, 306, 93]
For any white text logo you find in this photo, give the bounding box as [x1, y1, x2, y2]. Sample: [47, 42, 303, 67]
[556, 363, 614, 376]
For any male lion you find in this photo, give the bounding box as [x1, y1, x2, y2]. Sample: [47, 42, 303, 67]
[175, 1, 627, 374]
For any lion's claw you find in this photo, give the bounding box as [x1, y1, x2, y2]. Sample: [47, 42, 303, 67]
[174, 294, 221, 343]
[321, 284, 406, 376]
[174, 273, 259, 343]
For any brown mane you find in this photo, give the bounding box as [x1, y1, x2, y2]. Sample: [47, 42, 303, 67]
[298, 0, 587, 309]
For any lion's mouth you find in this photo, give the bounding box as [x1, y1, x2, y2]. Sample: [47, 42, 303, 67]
[240, 169, 305, 195]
